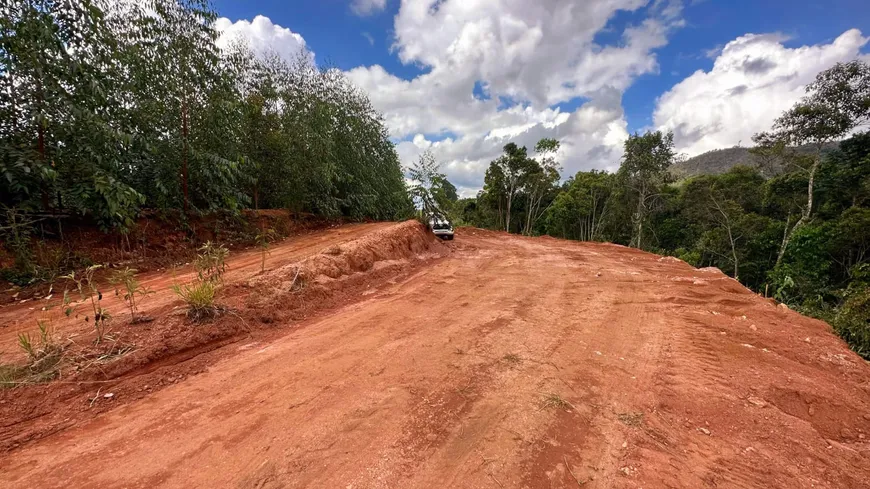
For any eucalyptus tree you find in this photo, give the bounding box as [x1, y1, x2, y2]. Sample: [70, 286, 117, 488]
[0, 0, 144, 228]
[617, 131, 677, 249]
[522, 138, 561, 236]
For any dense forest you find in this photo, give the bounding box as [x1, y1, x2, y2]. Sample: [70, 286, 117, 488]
[432, 61, 870, 358]
[0, 0, 411, 228]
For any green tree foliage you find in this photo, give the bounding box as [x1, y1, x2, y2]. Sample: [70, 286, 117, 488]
[479, 139, 562, 234]
[0, 0, 410, 229]
[753, 60, 870, 265]
[544, 171, 613, 241]
[617, 131, 677, 249]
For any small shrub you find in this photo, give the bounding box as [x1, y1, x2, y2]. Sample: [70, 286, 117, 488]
[0, 207, 39, 284]
[110, 267, 154, 323]
[195, 241, 229, 283]
[63, 265, 112, 344]
[833, 280, 870, 359]
[255, 228, 277, 273]
[172, 280, 219, 321]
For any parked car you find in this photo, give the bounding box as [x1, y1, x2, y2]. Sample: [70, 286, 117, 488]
[428, 216, 454, 240]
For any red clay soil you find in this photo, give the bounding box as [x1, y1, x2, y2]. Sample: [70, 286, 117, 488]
[2, 226, 870, 488]
[0, 221, 394, 358]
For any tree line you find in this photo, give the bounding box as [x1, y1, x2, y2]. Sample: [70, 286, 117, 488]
[0, 0, 411, 230]
[444, 61, 870, 358]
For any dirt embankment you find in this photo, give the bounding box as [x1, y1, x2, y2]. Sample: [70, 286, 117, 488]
[0, 220, 446, 451]
[1, 226, 869, 489]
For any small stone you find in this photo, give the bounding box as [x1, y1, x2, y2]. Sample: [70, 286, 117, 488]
[858, 434, 865, 440]
[749, 324, 758, 331]
[778, 303, 789, 310]
[622, 441, 628, 448]
[747, 397, 766, 408]
[103, 393, 114, 399]
[804, 337, 811, 343]
[698, 427, 711, 436]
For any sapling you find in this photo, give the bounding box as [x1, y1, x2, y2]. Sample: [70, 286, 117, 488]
[110, 267, 154, 323]
[63, 265, 112, 344]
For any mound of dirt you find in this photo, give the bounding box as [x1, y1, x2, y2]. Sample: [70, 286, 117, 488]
[0, 220, 445, 451]
[252, 220, 443, 288]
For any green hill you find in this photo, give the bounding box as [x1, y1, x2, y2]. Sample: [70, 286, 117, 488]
[672, 143, 841, 178]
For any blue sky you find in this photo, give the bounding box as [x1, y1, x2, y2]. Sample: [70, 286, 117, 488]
[212, 0, 869, 194]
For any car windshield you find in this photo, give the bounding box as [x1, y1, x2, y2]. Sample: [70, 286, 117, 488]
[429, 217, 451, 230]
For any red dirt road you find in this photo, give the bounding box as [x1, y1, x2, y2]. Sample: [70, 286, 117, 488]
[2, 227, 869, 488]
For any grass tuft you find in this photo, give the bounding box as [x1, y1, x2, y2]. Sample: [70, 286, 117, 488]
[2, 321, 66, 388]
[541, 392, 574, 411]
[172, 280, 220, 321]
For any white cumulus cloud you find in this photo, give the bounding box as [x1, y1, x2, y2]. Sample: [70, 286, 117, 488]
[351, 0, 387, 16]
[654, 29, 870, 156]
[348, 0, 685, 194]
[214, 15, 311, 63]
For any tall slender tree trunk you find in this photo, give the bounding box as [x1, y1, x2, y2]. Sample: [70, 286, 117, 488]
[181, 92, 190, 214]
[631, 190, 646, 249]
[505, 182, 514, 233]
[36, 78, 50, 211]
[776, 151, 820, 265]
[38, 123, 49, 210]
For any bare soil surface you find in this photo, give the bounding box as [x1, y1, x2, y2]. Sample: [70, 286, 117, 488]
[2, 226, 870, 488]
[0, 221, 392, 357]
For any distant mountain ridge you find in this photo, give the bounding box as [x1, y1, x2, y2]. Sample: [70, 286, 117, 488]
[672, 143, 841, 178]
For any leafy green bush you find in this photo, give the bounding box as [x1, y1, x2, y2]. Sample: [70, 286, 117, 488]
[832, 265, 870, 359]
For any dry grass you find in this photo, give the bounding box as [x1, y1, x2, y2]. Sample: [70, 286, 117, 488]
[541, 392, 575, 411]
[617, 412, 644, 426]
[502, 353, 522, 366]
[1, 321, 67, 388]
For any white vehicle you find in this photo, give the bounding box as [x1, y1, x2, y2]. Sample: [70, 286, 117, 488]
[428, 216, 454, 240]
